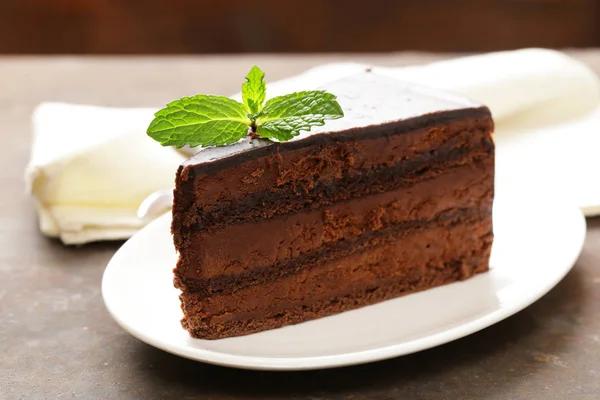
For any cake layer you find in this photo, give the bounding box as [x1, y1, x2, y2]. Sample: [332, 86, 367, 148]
[172, 112, 493, 238]
[179, 214, 492, 339]
[175, 159, 492, 287]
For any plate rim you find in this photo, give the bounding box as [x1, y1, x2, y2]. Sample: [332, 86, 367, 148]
[102, 196, 587, 371]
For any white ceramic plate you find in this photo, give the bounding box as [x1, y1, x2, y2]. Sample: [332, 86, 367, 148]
[102, 186, 586, 371]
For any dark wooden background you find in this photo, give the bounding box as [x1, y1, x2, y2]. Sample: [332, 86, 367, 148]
[1, 0, 599, 54]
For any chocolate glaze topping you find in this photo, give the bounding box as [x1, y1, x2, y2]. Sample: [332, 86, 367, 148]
[180, 71, 491, 173]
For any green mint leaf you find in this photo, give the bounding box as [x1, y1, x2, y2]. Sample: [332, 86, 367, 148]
[147, 94, 251, 148]
[255, 90, 344, 141]
[242, 66, 267, 115]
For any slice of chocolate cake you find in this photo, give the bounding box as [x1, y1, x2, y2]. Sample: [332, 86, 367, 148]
[171, 71, 495, 340]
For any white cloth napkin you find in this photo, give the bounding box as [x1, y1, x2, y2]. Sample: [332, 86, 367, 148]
[25, 48, 600, 244]
[26, 105, 186, 244]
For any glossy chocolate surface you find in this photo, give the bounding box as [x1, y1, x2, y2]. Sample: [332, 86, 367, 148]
[180, 71, 490, 173]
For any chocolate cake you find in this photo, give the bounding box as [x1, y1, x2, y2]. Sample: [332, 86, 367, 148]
[171, 71, 495, 340]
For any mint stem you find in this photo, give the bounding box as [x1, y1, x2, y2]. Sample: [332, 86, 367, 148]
[248, 119, 259, 139]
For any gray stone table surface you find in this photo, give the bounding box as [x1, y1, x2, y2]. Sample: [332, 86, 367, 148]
[1, 51, 600, 400]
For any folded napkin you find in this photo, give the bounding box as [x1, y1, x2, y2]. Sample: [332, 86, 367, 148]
[26, 105, 185, 244]
[25, 48, 600, 244]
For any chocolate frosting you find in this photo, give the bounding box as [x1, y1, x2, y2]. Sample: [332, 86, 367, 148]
[181, 71, 491, 173]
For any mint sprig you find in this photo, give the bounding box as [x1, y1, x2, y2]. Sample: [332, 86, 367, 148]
[147, 66, 344, 148]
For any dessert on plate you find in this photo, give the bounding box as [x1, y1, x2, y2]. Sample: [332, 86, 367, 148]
[147, 67, 495, 340]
